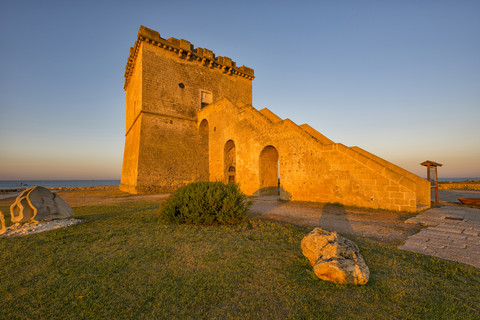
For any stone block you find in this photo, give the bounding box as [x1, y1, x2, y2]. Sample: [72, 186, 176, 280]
[323, 144, 335, 151]
[345, 147, 358, 159]
[335, 143, 348, 153]
[195, 47, 214, 60]
[400, 205, 415, 212]
[259, 108, 282, 123]
[366, 159, 386, 175]
[167, 37, 180, 48]
[354, 153, 369, 165]
[398, 177, 416, 192]
[300, 124, 333, 144]
[138, 25, 161, 42]
[384, 168, 403, 183]
[217, 56, 233, 68]
[390, 192, 405, 199]
[237, 66, 254, 77]
[179, 39, 192, 52]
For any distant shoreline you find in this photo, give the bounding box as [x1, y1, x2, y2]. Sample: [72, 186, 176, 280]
[1, 179, 479, 193]
[439, 180, 480, 184]
[0, 186, 119, 193]
[438, 180, 480, 191]
[0, 180, 120, 191]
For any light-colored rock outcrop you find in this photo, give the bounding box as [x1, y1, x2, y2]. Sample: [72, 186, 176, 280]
[0, 210, 5, 235]
[2, 219, 82, 237]
[10, 186, 74, 223]
[301, 228, 369, 285]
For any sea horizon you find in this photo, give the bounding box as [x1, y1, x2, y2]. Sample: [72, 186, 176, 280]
[0, 177, 479, 190]
[0, 180, 121, 190]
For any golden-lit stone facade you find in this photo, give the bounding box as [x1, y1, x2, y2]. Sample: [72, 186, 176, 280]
[120, 26, 431, 212]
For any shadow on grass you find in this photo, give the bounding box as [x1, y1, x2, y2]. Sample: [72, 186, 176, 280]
[1, 200, 479, 319]
[73, 201, 162, 222]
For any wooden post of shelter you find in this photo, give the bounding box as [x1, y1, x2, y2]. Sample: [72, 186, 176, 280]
[421, 160, 442, 203]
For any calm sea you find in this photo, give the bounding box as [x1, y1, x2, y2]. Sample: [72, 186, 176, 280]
[0, 178, 477, 190]
[0, 180, 120, 190]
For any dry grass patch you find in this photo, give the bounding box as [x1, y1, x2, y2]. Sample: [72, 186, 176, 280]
[0, 200, 479, 319]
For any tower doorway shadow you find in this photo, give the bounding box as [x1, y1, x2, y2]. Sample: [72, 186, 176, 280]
[317, 203, 355, 236]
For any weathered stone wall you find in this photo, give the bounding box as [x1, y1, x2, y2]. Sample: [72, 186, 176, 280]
[120, 26, 253, 193]
[120, 26, 431, 212]
[438, 183, 480, 191]
[120, 115, 142, 193]
[199, 99, 430, 212]
[120, 44, 143, 192]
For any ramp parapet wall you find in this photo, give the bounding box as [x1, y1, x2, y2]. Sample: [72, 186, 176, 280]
[350, 146, 430, 205]
[233, 102, 423, 201]
[200, 100, 428, 211]
[241, 104, 334, 146]
[199, 99, 430, 211]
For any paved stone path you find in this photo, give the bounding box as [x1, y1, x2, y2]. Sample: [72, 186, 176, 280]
[399, 191, 480, 268]
[437, 189, 480, 203]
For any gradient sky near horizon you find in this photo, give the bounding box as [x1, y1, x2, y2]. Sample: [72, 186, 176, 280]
[1, 0, 479, 180]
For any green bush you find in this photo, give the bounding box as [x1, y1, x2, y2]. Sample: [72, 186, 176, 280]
[158, 181, 251, 225]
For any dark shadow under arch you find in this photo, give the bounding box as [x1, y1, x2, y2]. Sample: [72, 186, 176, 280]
[224, 140, 236, 183]
[259, 145, 279, 196]
[198, 119, 209, 181]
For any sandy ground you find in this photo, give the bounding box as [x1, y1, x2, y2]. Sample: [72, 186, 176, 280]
[0, 188, 416, 243]
[437, 189, 480, 204]
[0, 189, 169, 206]
[249, 196, 421, 244]
[0, 189, 169, 237]
[2, 188, 478, 243]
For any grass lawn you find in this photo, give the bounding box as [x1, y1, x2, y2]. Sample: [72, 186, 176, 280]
[1, 200, 479, 319]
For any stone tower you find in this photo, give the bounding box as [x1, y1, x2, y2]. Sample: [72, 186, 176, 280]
[120, 26, 254, 193]
[120, 26, 430, 212]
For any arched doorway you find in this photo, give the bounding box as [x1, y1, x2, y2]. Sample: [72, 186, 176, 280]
[224, 140, 236, 183]
[259, 145, 279, 196]
[198, 119, 209, 181]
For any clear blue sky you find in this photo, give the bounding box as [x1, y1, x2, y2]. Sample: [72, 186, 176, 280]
[1, 0, 479, 180]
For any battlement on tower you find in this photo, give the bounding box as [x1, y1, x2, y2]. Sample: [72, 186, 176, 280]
[124, 26, 255, 89]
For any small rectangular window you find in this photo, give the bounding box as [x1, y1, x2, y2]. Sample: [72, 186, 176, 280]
[200, 90, 212, 109]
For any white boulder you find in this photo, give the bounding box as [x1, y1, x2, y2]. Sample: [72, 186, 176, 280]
[10, 186, 74, 223]
[301, 227, 369, 285]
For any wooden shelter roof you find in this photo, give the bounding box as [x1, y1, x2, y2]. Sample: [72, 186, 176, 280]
[420, 160, 443, 167]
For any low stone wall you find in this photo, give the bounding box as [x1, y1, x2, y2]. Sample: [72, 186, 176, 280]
[438, 182, 480, 191]
[0, 188, 26, 193]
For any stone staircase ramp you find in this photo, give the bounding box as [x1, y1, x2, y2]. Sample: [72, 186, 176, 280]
[351, 146, 430, 206]
[351, 147, 424, 185]
[299, 124, 333, 145]
[238, 103, 423, 202]
[335, 143, 417, 193]
[252, 106, 332, 147]
[259, 108, 282, 123]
